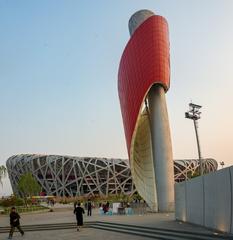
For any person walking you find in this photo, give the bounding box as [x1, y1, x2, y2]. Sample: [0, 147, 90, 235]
[87, 199, 92, 216]
[8, 207, 24, 239]
[73, 202, 85, 231]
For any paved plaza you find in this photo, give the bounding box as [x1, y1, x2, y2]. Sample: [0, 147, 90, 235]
[1, 206, 232, 240]
[1, 228, 152, 240]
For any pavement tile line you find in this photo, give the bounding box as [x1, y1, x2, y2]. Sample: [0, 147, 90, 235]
[1, 221, 233, 240]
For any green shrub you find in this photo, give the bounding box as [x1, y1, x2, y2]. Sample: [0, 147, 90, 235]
[14, 197, 24, 206]
[3, 205, 49, 214]
[0, 196, 24, 207]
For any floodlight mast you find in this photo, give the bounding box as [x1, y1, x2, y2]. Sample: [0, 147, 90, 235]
[185, 103, 203, 175]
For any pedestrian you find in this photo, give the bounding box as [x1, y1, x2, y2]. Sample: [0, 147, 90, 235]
[87, 199, 92, 216]
[73, 202, 85, 231]
[103, 201, 110, 214]
[105, 201, 110, 213]
[8, 207, 24, 239]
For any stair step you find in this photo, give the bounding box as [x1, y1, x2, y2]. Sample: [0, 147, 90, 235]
[95, 221, 230, 239]
[0, 221, 232, 240]
[92, 224, 228, 240]
[92, 225, 178, 240]
[0, 224, 90, 233]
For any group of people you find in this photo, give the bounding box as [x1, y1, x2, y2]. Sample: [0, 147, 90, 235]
[7, 199, 92, 238]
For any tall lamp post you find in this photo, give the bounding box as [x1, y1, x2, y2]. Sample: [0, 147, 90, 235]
[185, 103, 203, 175]
[219, 161, 225, 169]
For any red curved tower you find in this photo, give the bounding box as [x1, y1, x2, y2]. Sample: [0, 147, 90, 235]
[118, 10, 174, 212]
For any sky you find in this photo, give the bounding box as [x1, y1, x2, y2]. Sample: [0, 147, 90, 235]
[1, 0, 233, 196]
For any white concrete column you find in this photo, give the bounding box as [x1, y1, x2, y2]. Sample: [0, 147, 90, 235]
[148, 85, 174, 212]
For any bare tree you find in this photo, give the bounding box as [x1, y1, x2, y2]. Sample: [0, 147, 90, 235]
[0, 165, 7, 185]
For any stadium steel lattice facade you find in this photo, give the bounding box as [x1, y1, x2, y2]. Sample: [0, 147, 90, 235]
[6, 155, 134, 197]
[6, 154, 217, 198]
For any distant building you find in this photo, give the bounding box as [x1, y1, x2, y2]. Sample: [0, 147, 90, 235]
[6, 154, 217, 198]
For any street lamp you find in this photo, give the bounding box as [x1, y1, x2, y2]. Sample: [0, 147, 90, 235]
[219, 161, 225, 169]
[185, 103, 203, 175]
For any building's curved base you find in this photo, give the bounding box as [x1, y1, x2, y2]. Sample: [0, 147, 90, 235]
[130, 108, 158, 211]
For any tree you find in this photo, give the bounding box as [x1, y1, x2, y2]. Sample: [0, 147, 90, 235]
[18, 173, 41, 205]
[0, 165, 7, 185]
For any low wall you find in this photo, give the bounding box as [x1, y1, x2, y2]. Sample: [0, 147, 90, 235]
[175, 166, 233, 234]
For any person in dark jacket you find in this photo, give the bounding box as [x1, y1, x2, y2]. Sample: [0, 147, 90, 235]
[73, 202, 85, 231]
[8, 207, 24, 239]
[87, 199, 92, 216]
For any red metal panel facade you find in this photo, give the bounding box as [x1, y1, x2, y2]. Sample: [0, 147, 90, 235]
[118, 15, 170, 155]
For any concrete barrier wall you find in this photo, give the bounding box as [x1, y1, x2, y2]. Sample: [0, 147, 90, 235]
[175, 166, 233, 234]
[174, 181, 186, 221]
[230, 167, 233, 234]
[204, 169, 231, 232]
[186, 176, 204, 226]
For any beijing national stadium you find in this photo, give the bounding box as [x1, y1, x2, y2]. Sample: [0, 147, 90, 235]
[6, 154, 217, 197]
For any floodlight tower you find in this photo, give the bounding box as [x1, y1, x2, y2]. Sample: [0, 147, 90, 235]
[185, 103, 203, 175]
[219, 161, 225, 169]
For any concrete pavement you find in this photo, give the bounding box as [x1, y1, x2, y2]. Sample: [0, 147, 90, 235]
[0, 206, 232, 240]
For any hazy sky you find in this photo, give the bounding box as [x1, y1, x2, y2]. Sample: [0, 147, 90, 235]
[1, 0, 233, 196]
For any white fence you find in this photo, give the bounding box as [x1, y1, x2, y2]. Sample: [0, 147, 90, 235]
[175, 166, 233, 234]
